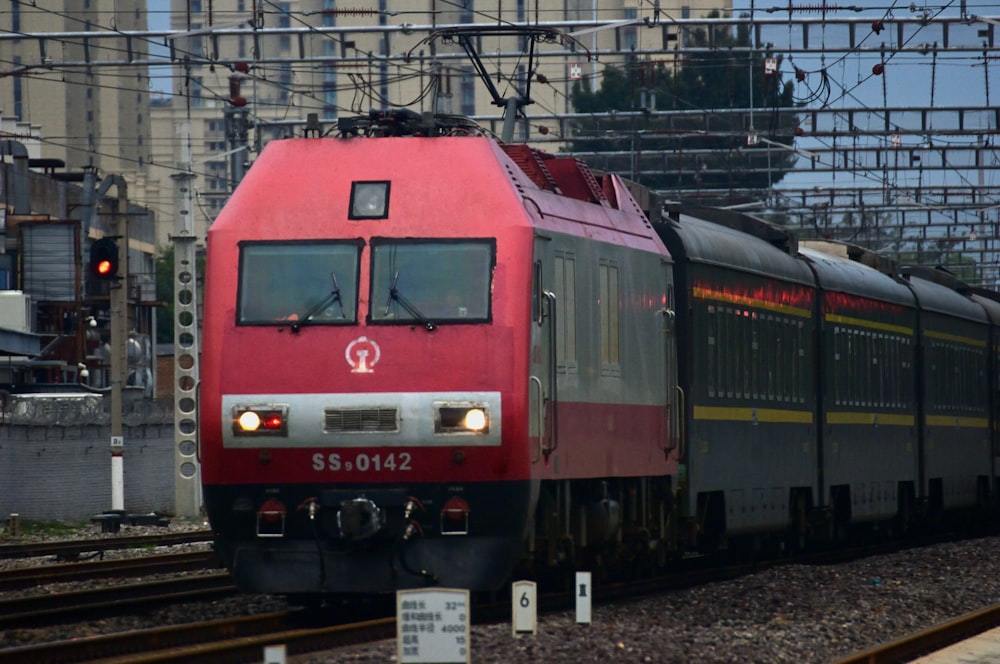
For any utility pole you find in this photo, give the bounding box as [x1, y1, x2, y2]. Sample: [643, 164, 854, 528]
[172, 122, 202, 517]
[96, 175, 129, 512]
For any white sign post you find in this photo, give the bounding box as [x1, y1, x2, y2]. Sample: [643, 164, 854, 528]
[263, 644, 286, 664]
[397, 588, 471, 664]
[575, 571, 592, 625]
[512, 580, 537, 635]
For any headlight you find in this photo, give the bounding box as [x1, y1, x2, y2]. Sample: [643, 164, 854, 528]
[436, 404, 490, 434]
[463, 408, 487, 431]
[232, 404, 289, 436]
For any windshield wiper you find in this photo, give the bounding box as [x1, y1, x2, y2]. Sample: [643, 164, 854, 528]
[383, 271, 436, 331]
[291, 272, 344, 333]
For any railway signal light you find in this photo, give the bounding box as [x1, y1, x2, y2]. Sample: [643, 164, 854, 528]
[89, 238, 120, 280]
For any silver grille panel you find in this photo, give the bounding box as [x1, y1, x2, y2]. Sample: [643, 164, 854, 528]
[325, 407, 399, 433]
[221, 392, 501, 448]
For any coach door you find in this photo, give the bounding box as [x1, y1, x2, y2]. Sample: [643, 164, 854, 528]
[529, 240, 559, 462]
[664, 277, 682, 459]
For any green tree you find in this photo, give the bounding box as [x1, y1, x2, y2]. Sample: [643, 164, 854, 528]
[568, 13, 800, 204]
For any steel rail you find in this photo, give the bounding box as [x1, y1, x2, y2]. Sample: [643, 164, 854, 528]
[0, 550, 221, 591]
[0, 531, 214, 560]
[833, 604, 1000, 664]
[0, 573, 235, 629]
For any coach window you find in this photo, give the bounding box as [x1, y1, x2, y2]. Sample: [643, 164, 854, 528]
[717, 306, 727, 398]
[750, 312, 760, 399]
[237, 241, 361, 325]
[723, 308, 734, 398]
[889, 334, 898, 408]
[865, 331, 874, 408]
[929, 342, 942, 410]
[744, 311, 754, 399]
[733, 309, 744, 399]
[832, 328, 840, 406]
[706, 305, 716, 398]
[797, 320, 807, 403]
[785, 318, 795, 401]
[844, 329, 855, 407]
[957, 346, 966, 412]
[765, 314, 775, 401]
[901, 337, 912, 408]
[369, 238, 494, 324]
[862, 330, 871, 407]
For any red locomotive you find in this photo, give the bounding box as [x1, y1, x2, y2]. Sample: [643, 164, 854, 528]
[199, 112, 678, 595]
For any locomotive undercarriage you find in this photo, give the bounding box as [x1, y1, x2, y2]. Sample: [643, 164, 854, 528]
[204, 480, 533, 595]
[529, 476, 678, 585]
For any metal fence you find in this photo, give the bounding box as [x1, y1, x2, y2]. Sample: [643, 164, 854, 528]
[1, 393, 174, 427]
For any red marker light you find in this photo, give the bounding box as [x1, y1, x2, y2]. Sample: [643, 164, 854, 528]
[96, 259, 113, 276]
[262, 413, 283, 429]
[442, 495, 470, 521]
[258, 498, 286, 524]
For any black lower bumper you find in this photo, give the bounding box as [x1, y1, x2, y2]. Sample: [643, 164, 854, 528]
[226, 534, 524, 593]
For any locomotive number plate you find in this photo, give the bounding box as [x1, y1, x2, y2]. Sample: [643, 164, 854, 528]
[312, 451, 413, 472]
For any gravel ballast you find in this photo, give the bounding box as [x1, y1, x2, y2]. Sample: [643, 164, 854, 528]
[2, 521, 999, 662]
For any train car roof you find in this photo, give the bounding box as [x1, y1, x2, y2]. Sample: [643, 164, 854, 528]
[655, 206, 813, 285]
[903, 269, 988, 323]
[798, 243, 915, 308]
[970, 288, 1000, 326]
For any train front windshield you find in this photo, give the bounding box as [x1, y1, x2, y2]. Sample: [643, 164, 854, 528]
[369, 239, 495, 324]
[237, 241, 362, 325]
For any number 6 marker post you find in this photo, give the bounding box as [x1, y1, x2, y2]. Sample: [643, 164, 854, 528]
[512, 580, 537, 635]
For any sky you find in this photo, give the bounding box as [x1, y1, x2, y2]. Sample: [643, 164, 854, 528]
[716, 1, 999, 200]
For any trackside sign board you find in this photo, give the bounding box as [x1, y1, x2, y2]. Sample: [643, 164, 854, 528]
[397, 588, 471, 663]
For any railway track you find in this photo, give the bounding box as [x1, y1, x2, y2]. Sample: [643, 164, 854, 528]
[0, 550, 222, 591]
[0, 572, 237, 629]
[0, 530, 214, 560]
[835, 604, 1000, 664]
[0, 610, 396, 664]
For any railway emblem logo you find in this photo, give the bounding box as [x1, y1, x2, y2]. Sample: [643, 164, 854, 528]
[345, 336, 381, 373]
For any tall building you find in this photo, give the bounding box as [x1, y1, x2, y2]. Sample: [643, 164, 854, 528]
[149, 0, 730, 248]
[0, 0, 152, 180]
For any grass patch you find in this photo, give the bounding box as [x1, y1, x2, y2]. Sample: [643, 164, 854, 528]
[12, 520, 89, 537]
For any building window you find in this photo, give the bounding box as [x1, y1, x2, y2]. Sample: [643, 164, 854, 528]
[12, 56, 21, 117]
[460, 72, 476, 116]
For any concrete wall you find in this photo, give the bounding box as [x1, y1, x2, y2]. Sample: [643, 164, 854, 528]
[0, 423, 176, 522]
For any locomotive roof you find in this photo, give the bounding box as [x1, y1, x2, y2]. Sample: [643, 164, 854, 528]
[210, 136, 665, 255]
[798, 245, 915, 308]
[655, 209, 813, 285]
